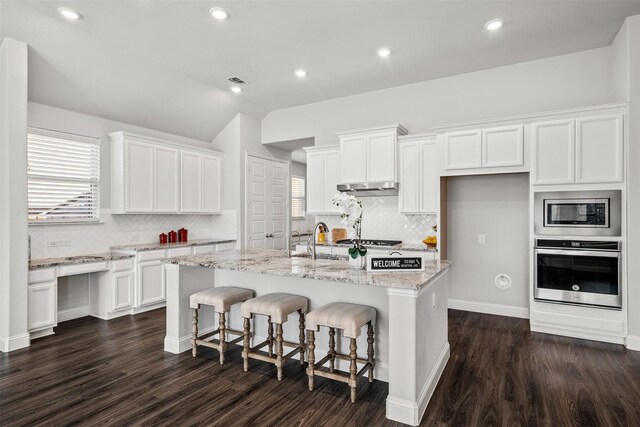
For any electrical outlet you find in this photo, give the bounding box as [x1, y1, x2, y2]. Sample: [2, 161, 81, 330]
[48, 239, 71, 247]
[478, 234, 486, 244]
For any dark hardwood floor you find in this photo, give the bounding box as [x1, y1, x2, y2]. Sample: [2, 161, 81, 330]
[1, 309, 639, 426]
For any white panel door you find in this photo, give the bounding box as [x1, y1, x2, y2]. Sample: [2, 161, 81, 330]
[27, 281, 57, 331]
[340, 135, 367, 183]
[419, 140, 438, 213]
[247, 156, 268, 250]
[112, 271, 134, 311]
[367, 131, 396, 181]
[306, 151, 324, 214]
[323, 150, 340, 213]
[181, 151, 203, 212]
[532, 120, 575, 185]
[482, 125, 524, 168]
[154, 146, 179, 212]
[576, 114, 623, 184]
[269, 161, 287, 250]
[126, 140, 154, 212]
[202, 155, 222, 213]
[444, 130, 482, 170]
[398, 141, 420, 213]
[137, 260, 165, 306]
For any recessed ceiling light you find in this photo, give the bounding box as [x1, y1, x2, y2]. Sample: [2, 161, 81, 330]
[58, 7, 82, 20]
[295, 69, 307, 78]
[377, 48, 391, 58]
[210, 7, 230, 20]
[231, 86, 242, 94]
[485, 19, 503, 31]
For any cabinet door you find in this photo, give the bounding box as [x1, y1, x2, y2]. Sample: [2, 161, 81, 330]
[323, 150, 341, 213]
[340, 135, 367, 183]
[576, 114, 623, 184]
[112, 271, 134, 311]
[126, 140, 154, 212]
[137, 260, 165, 306]
[532, 120, 575, 185]
[444, 130, 482, 170]
[367, 132, 396, 181]
[306, 151, 325, 214]
[202, 155, 222, 213]
[181, 151, 203, 212]
[154, 146, 179, 213]
[482, 125, 524, 168]
[419, 140, 438, 213]
[28, 281, 57, 331]
[398, 142, 420, 213]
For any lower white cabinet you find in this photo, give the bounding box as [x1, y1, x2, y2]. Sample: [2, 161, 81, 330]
[398, 135, 438, 214]
[137, 250, 166, 307]
[112, 271, 135, 311]
[27, 276, 57, 332]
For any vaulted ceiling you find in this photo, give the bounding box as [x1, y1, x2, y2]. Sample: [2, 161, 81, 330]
[2, 1, 640, 142]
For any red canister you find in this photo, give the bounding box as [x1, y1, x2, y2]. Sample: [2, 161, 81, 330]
[168, 230, 177, 243]
[178, 228, 188, 242]
[159, 233, 168, 244]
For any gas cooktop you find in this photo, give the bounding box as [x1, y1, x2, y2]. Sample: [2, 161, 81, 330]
[335, 239, 402, 247]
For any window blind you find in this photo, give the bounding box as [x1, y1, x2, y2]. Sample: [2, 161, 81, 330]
[27, 129, 101, 223]
[291, 176, 306, 219]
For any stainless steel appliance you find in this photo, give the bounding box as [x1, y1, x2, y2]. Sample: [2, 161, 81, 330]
[534, 190, 621, 236]
[534, 239, 622, 309]
[337, 182, 399, 197]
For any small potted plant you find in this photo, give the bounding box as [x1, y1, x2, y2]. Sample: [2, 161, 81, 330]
[332, 192, 367, 269]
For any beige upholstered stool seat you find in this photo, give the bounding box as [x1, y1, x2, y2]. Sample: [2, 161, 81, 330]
[306, 302, 376, 403]
[190, 286, 254, 364]
[190, 287, 254, 313]
[306, 302, 376, 339]
[241, 293, 308, 381]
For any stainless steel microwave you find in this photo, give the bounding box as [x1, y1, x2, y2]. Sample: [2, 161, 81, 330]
[534, 190, 621, 236]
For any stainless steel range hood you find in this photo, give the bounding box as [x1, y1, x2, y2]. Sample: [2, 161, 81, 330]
[337, 182, 399, 197]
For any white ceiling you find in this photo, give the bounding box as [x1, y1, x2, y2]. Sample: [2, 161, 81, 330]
[2, 1, 640, 142]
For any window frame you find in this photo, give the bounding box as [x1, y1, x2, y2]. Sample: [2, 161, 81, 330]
[291, 174, 306, 220]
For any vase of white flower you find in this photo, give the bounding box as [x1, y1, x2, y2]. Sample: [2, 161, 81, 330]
[332, 193, 367, 269]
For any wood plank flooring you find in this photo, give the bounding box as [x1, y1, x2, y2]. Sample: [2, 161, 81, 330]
[1, 309, 639, 426]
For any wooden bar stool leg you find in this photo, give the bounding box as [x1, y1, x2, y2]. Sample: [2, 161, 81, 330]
[276, 323, 284, 381]
[349, 338, 357, 403]
[267, 317, 274, 357]
[328, 327, 336, 372]
[242, 316, 251, 372]
[298, 310, 305, 365]
[367, 321, 375, 383]
[307, 330, 315, 391]
[191, 305, 199, 358]
[218, 312, 226, 364]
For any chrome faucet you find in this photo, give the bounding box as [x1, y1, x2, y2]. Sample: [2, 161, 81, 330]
[311, 221, 328, 260]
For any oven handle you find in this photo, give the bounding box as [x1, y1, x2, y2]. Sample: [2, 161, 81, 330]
[535, 248, 621, 258]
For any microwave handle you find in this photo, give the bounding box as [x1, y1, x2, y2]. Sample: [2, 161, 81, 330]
[535, 248, 621, 258]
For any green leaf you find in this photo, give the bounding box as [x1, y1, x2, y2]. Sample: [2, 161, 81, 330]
[358, 247, 367, 256]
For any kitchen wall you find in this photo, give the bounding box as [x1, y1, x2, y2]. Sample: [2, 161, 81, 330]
[317, 196, 437, 244]
[446, 173, 530, 318]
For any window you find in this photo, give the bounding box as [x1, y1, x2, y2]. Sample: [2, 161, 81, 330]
[291, 175, 306, 219]
[27, 128, 101, 223]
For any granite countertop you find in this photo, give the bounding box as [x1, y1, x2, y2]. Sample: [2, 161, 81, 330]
[297, 241, 438, 253]
[110, 238, 236, 252]
[29, 253, 134, 270]
[164, 250, 450, 290]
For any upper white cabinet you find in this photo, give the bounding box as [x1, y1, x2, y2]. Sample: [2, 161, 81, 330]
[398, 135, 438, 214]
[532, 113, 623, 185]
[444, 125, 523, 171]
[305, 146, 340, 215]
[110, 132, 223, 214]
[338, 125, 407, 184]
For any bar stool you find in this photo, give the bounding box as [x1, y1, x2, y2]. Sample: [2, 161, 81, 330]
[241, 293, 308, 380]
[190, 286, 254, 364]
[306, 302, 376, 403]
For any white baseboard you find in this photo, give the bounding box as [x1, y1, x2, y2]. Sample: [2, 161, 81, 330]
[58, 306, 90, 323]
[386, 342, 450, 426]
[30, 328, 54, 340]
[0, 333, 31, 353]
[164, 326, 217, 354]
[625, 335, 640, 351]
[132, 302, 166, 315]
[448, 298, 529, 319]
[530, 323, 625, 345]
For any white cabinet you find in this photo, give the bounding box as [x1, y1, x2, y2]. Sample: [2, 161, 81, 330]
[137, 250, 166, 307]
[398, 136, 438, 214]
[110, 131, 223, 214]
[532, 114, 623, 185]
[305, 146, 340, 215]
[338, 125, 407, 184]
[444, 125, 523, 171]
[112, 271, 134, 311]
[444, 130, 481, 170]
[27, 268, 57, 332]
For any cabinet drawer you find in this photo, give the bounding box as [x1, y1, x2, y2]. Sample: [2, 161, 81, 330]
[167, 247, 193, 258]
[111, 258, 134, 272]
[58, 261, 109, 277]
[28, 268, 56, 284]
[138, 249, 166, 262]
[193, 245, 214, 255]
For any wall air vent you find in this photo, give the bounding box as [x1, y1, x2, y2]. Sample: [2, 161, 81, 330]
[227, 76, 247, 85]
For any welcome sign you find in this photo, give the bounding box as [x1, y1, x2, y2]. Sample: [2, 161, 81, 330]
[367, 253, 425, 272]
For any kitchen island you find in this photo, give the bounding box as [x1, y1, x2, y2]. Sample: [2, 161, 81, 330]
[163, 250, 451, 426]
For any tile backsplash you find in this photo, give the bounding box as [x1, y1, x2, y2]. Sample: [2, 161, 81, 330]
[29, 209, 237, 259]
[317, 196, 437, 244]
